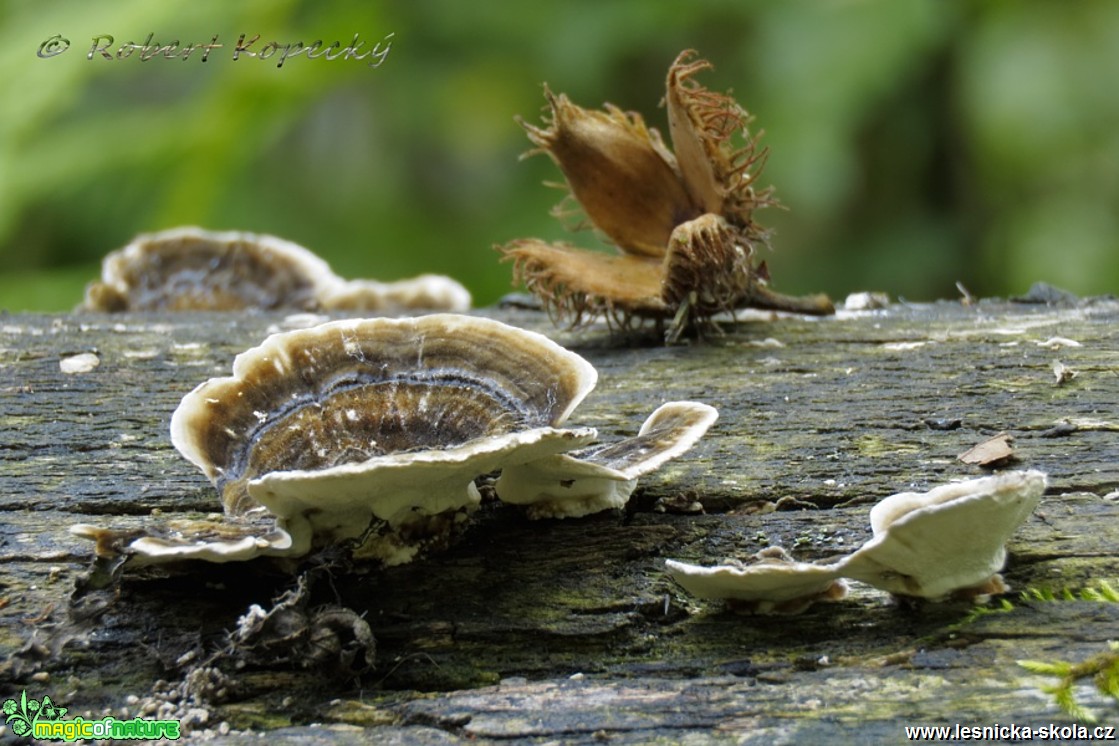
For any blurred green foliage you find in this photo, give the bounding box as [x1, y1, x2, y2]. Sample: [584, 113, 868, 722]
[1, 0, 1117, 312]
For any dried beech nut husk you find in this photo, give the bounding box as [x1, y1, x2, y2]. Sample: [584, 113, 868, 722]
[520, 88, 699, 257]
[500, 49, 833, 341]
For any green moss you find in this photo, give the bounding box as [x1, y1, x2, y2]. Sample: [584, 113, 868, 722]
[854, 434, 920, 457]
[219, 701, 295, 731]
[1019, 644, 1119, 723]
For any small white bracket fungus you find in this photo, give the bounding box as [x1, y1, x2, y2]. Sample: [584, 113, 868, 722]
[495, 401, 718, 518]
[666, 548, 848, 616]
[70, 517, 296, 567]
[666, 470, 1047, 614]
[80, 226, 471, 312]
[320, 275, 471, 313]
[128, 527, 299, 565]
[492, 454, 639, 520]
[837, 470, 1047, 599]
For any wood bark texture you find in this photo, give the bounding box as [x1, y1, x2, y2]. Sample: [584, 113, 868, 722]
[2, 298, 1118, 742]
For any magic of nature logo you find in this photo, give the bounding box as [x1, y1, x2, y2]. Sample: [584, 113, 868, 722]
[3, 689, 181, 741]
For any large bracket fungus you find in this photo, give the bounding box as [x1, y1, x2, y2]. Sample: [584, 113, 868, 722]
[667, 470, 1047, 614]
[499, 50, 833, 341]
[73, 315, 718, 568]
[81, 226, 471, 313]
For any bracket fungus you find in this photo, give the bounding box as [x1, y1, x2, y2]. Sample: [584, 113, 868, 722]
[837, 469, 1047, 599]
[666, 470, 1047, 614]
[496, 401, 718, 518]
[81, 226, 470, 313]
[73, 315, 718, 568]
[666, 547, 849, 616]
[499, 50, 833, 341]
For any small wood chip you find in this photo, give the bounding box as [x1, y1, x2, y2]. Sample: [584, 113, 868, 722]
[59, 352, 100, 374]
[1052, 360, 1077, 386]
[957, 432, 1015, 467]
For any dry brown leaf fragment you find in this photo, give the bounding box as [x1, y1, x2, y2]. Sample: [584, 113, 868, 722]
[957, 432, 1016, 467]
[500, 49, 833, 341]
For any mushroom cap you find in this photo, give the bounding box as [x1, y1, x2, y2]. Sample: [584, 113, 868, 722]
[571, 400, 718, 478]
[82, 227, 339, 312]
[495, 401, 717, 518]
[171, 314, 600, 521]
[665, 548, 847, 615]
[80, 226, 472, 313]
[839, 470, 1047, 598]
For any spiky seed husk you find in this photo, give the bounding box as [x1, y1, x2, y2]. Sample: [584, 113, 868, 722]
[502, 50, 833, 340]
[662, 214, 754, 320]
[502, 239, 667, 327]
[665, 49, 776, 242]
[520, 87, 700, 257]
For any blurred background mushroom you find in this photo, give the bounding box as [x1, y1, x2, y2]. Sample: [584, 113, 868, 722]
[3, 0, 1118, 311]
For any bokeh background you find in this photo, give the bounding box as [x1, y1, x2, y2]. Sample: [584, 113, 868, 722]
[2, 0, 1117, 312]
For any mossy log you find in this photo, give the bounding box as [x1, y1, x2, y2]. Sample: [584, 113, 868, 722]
[2, 297, 1119, 742]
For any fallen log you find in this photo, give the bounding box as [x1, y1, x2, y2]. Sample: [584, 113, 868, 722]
[2, 296, 1118, 741]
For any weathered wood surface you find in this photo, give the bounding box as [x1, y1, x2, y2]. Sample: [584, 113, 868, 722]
[2, 298, 1119, 742]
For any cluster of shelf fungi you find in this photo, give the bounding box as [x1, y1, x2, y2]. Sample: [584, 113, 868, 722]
[46, 48, 1059, 734]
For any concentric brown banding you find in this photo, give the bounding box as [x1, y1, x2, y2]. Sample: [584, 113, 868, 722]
[171, 315, 598, 514]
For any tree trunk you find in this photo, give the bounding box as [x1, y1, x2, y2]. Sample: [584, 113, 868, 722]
[2, 298, 1118, 742]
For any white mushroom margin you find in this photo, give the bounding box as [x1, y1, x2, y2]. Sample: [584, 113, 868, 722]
[496, 401, 718, 518]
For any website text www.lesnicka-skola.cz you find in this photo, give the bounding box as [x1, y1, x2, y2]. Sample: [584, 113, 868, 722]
[904, 722, 1116, 741]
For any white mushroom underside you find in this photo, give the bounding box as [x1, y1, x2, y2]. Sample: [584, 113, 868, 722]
[495, 401, 717, 518]
[664, 558, 843, 603]
[838, 470, 1047, 598]
[129, 527, 298, 565]
[68, 518, 298, 567]
[666, 470, 1048, 612]
[253, 426, 598, 540]
[320, 275, 471, 312]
